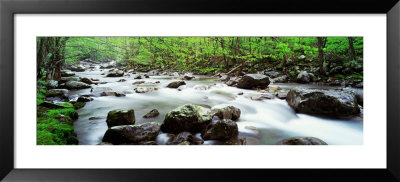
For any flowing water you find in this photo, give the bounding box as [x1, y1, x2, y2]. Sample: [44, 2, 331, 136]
[69, 64, 363, 145]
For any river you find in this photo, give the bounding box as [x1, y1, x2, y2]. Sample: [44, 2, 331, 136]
[68, 64, 363, 145]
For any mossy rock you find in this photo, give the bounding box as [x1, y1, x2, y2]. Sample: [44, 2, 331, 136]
[72, 102, 86, 110]
[161, 104, 212, 134]
[106, 109, 135, 127]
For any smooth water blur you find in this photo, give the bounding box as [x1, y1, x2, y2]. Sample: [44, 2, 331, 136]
[70, 65, 363, 145]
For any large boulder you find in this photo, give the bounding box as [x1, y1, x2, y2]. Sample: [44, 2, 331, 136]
[106, 109, 135, 127]
[201, 119, 238, 141]
[286, 88, 360, 117]
[77, 95, 93, 102]
[61, 70, 75, 77]
[161, 104, 212, 134]
[106, 70, 124, 77]
[211, 106, 241, 120]
[277, 137, 327, 145]
[65, 81, 91, 90]
[102, 122, 161, 144]
[236, 74, 270, 89]
[167, 81, 186, 88]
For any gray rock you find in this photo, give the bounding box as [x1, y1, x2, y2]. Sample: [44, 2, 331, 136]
[65, 81, 91, 90]
[106, 109, 135, 127]
[102, 122, 161, 144]
[77, 95, 93, 102]
[296, 71, 310, 83]
[143, 109, 160, 118]
[201, 119, 238, 141]
[61, 70, 75, 77]
[211, 106, 241, 120]
[106, 70, 124, 77]
[277, 137, 327, 145]
[167, 81, 186, 88]
[264, 71, 281, 78]
[134, 87, 157, 93]
[161, 104, 212, 134]
[47, 89, 69, 99]
[47, 80, 58, 89]
[286, 88, 360, 117]
[236, 74, 270, 89]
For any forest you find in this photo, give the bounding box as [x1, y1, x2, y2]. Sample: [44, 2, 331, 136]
[37, 37, 364, 145]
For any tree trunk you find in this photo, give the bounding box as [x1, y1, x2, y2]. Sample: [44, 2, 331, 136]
[317, 37, 326, 74]
[348, 37, 356, 61]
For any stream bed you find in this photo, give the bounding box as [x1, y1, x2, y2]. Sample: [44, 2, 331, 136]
[69, 65, 363, 145]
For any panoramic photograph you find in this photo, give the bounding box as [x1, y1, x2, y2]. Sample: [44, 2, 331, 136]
[36, 37, 363, 145]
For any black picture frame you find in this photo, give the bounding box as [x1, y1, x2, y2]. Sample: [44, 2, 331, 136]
[1, 0, 399, 181]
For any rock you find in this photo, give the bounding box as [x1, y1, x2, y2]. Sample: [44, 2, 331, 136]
[133, 81, 145, 85]
[277, 137, 327, 145]
[91, 78, 99, 81]
[219, 74, 230, 81]
[39, 101, 67, 109]
[134, 87, 158, 93]
[264, 71, 281, 78]
[134, 75, 142, 79]
[59, 77, 80, 84]
[100, 92, 126, 97]
[167, 81, 186, 88]
[296, 71, 310, 83]
[72, 102, 85, 110]
[355, 82, 363, 88]
[102, 122, 161, 144]
[65, 81, 91, 90]
[343, 87, 363, 106]
[271, 75, 288, 83]
[61, 70, 75, 77]
[91, 87, 112, 94]
[236, 74, 270, 89]
[146, 70, 159, 76]
[100, 64, 113, 69]
[167, 132, 194, 145]
[172, 72, 180, 78]
[47, 80, 58, 89]
[77, 95, 93, 102]
[115, 62, 127, 68]
[269, 86, 281, 92]
[106, 70, 124, 77]
[106, 109, 136, 127]
[80, 77, 97, 85]
[47, 89, 69, 99]
[143, 109, 160, 118]
[211, 106, 241, 120]
[117, 79, 126, 82]
[89, 116, 105, 120]
[250, 94, 274, 100]
[226, 77, 241, 86]
[237, 92, 244, 95]
[182, 73, 195, 80]
[202, 119, 238, 141]
[298, 55, 306, 61]
[138, 141, 158, 145]
[70, 65, 86, 72]
[276, 92, 288, 99]
[155, 81, 160, 84]
[286, 88, 360, 117]
[161, 104, 212, 134]
[145, 75, 150, 78]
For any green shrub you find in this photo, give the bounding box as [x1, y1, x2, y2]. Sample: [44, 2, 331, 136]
[37, 130, 57, 145]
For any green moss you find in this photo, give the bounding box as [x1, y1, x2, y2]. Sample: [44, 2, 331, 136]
[37, 130, 57, 145]
[57, 102, 74, 108]
[45, 108, 78, 120]
[73, 102, 86, 110]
